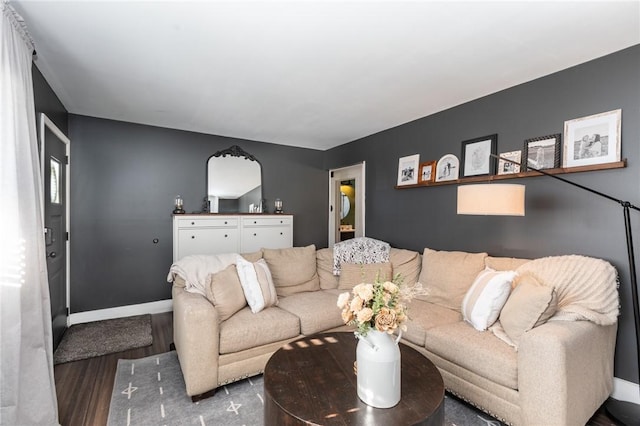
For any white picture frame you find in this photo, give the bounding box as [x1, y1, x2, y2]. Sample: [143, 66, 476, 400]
[397, 154, 420, 186]
[435, 154, 459, 182]
[563, 109, 621, 168]
[497, 150, 522, 175]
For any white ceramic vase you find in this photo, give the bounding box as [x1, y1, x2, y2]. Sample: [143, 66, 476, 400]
[356, 329, 402, 408]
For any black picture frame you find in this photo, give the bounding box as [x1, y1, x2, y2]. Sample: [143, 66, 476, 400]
[460, 134, 497, 177]
[523, 134, 561, 171]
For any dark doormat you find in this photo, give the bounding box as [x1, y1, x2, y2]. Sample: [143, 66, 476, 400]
[54, 314, 152, 364]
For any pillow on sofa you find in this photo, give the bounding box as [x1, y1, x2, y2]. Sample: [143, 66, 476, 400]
[417, 248, 488, 311]
[317, 248, 339, 290]
[236, 256, 278, 313]
[240, 250, 263, 263]
[389, 248, 421, 286]
[205, 264, 247, 322]
[499, 273, 558, 345]
[263, 245, 320, 297]
[462, 267, 516, 331]
[338, 262, 393, 290]
[485, 256, 530, 273]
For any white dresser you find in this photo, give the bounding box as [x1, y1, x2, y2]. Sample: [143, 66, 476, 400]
[172, 214, 293, 261]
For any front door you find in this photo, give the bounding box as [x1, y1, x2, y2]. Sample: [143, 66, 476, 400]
[41, 114, 70, 350]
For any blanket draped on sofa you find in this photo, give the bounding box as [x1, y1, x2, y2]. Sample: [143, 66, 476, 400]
[516, 255, 619, 325]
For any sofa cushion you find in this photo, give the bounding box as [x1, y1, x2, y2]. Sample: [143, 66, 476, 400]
[417, 248, 488, 311]
[236, 256, 278, 313]
[240, 250, 263, 263]
[277, 290, 345, 335]
[263, 245, 320, 296]
[205, 264, 247, 322]
[338, 262, 393, 290]
[401, 300, 462, 346]
[317, 248, 339, 290]
[219, 306, 300, 354]
[425, 321, 518, 390]
[462, 268, 516, 331]
[485, 256, 530, 272]
[389, 248, 422, 286]
[499, 273, 558, 346]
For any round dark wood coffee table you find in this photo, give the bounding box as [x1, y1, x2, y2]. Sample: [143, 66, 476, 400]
[264, 332, 444, 425]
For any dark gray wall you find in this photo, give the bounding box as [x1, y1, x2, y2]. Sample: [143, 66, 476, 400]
[68, 115, 327, 313]
[32, 64, 68, 138]
[325, 45, 640, 384]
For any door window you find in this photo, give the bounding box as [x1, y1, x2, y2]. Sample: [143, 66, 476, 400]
[50, 157, 61, 204]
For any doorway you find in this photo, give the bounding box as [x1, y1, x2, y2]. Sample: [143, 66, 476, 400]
[328, 162, 365, 246]
[40, 113, 70, 350]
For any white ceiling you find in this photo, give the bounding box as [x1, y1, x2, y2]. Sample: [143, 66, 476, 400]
[12, 1, 640, 151]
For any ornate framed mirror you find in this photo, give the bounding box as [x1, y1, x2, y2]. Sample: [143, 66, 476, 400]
[206, 145, 263, 213]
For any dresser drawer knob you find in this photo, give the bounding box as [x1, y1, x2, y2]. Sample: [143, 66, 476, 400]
[280, 232, 283, 235]
[191, 221, 195, 225]
[191, 236, 195, 239]
[224, 234, 228, 238]
[224, 221, 227, 224]
[254, 221, 257, 224]
[253, 233, 257, 236]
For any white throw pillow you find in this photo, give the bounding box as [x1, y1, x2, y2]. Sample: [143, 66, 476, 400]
[236, 255, 278, 313]
[462, 267, 516, 331]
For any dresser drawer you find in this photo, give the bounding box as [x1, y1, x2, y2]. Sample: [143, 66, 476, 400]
[241, 227, 293, 253]
[242, 216, 292, 227]
[177, 217, 238, 228]
[177, 228, 240, 257]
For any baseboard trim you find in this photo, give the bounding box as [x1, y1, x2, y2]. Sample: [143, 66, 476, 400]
[68, 299, 173, 325]
[612, 377, 640, 404]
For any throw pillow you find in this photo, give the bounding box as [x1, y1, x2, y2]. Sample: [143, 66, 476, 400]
[338, 262, 393, 290]
[317, 248, 339, 290]
[499, 273, 558, 346]
[240, 250, 263, 263]
[263, 245, 320, 297]
[484, 256, 530, 272]
[417, 248, 488, 311]
[205, 264, 247, 322]
[236, 256, 278, 313]
[462, 267, 516, 331]
[389, 248, 422, 286]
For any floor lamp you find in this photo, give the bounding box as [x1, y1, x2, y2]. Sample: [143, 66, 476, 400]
[457, 153, 640, 425]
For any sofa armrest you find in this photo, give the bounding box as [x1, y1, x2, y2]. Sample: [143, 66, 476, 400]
[172, 285, 220, 396]
[518, 320, 616, 426]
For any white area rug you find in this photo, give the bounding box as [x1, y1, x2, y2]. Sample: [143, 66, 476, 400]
[107, 351, 504, 426]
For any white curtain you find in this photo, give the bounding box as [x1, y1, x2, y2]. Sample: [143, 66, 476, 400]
[0, 2, 59, 425]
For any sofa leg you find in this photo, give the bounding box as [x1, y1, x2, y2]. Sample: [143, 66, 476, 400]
[169, 342, 175, 351]
[191, 388, 217, 403]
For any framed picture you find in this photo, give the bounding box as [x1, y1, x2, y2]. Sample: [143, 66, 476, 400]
[461, 134, 497, 177]
[396, 154, 420, 186]
[435, 154, 459, 182]
[523, 134, 560, 171]
[418, 161, 436, 183]
[497, 150, 522, 175]
[563, 109, 621, 168]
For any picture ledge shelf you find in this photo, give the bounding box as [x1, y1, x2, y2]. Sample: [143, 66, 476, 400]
[395, 160, 627, 189]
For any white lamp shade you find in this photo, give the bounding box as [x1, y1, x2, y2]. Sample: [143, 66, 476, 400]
[457, 184, 525, 216]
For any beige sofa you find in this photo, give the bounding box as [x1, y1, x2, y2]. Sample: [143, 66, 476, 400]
[169, 245, 619, 426]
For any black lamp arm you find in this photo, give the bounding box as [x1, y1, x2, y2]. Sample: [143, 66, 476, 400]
[490, 153, 639, 212]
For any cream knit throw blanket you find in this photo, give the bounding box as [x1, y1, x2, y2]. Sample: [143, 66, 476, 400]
[516, 255, 619, 325]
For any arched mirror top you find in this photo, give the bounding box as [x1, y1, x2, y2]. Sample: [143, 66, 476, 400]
[207, 145, 263, 213]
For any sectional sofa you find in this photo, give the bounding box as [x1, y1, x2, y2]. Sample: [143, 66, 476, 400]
[168, 244, 619, 426]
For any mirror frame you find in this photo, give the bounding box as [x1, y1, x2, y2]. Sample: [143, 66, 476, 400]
[206, 145, 263, 213]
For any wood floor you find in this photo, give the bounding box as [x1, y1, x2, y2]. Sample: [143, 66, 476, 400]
[54, 312, 620, 426]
